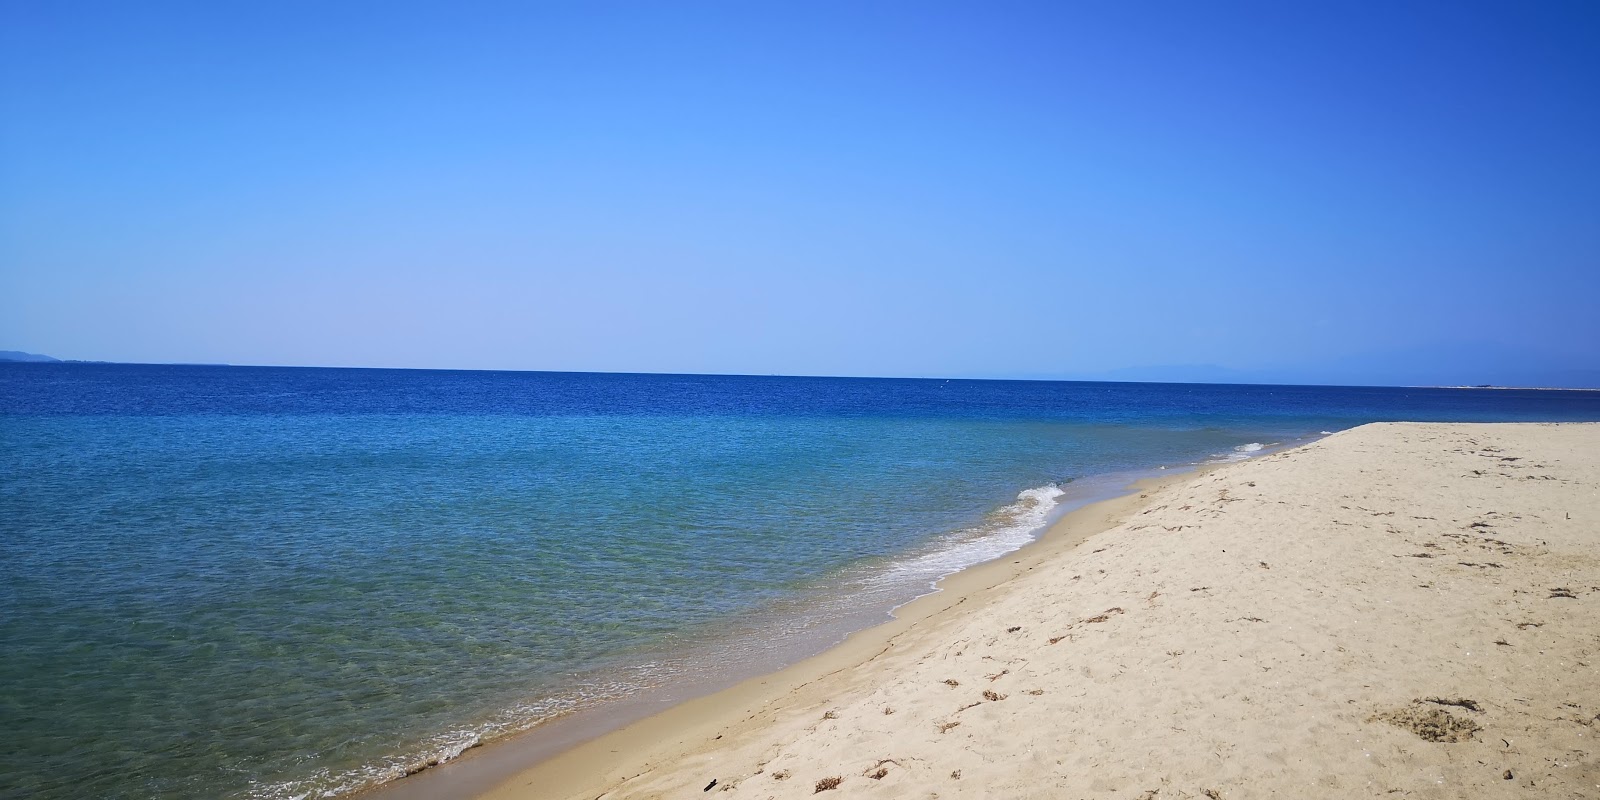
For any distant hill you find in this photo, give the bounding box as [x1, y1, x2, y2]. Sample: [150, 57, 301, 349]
[0, 350, 62, 363]
[1050, 343, 1600, 390]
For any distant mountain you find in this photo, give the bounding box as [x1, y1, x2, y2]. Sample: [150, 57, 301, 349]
[1058, 343, 1600, 389]
[0, 350, 62, 363]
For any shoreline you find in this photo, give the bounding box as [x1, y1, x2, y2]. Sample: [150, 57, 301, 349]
[366, 455, 1235, 800]
[374, 460, 1223, 800]
[474, 422, 1599, 798]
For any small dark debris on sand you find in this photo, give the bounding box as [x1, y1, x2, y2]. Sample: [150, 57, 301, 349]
[1423, 696, 1483, 713]
[1374, 705, 1482, 742]
[1084, 607, 1125, 624]
[814, 776, 841, 793]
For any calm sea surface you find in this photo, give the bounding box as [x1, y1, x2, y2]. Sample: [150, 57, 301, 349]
[3, 365, 1598, 799]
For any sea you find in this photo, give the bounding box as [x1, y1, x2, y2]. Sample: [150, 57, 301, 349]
[3, 364, 1598, 800]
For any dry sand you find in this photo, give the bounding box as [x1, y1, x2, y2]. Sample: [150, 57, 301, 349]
[481, 422, 1600, 800]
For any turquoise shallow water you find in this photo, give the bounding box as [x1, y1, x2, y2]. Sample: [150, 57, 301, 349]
[3, 365, 1598, 799]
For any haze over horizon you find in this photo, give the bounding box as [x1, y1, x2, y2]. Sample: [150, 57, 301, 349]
[4, 1, 1597, 386]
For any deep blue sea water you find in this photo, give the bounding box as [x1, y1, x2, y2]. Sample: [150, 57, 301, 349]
[3, 364, 1598, 800]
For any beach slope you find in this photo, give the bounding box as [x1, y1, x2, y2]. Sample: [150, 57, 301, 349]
[489, 422, 1600, 799]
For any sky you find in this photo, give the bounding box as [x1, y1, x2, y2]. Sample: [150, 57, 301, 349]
[2, 1, 1597, 385]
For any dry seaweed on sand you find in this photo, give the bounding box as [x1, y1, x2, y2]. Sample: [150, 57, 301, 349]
[1373, 705, 1482, 742]
[1422, 696, 1483, 712]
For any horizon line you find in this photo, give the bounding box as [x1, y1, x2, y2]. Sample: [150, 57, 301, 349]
[5, 357, 1598, 392]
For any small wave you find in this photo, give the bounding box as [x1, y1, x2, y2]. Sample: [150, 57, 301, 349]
[1207, 442, 1266, 463]
[245, 674, 662, 800]
[870, 483, 1065, 591]
[250, 725, 500, 800]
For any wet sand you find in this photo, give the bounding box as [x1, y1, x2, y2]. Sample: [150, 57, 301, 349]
[473, 422, 1600, 799]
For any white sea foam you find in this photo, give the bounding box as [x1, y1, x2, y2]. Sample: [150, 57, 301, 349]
[246, 675, 659, 800]
[1208, 442, 1267, 463]
[870, 483, 1065, 592]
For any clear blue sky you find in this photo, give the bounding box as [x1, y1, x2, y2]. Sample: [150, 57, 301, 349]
[3, 1, 1597, 384]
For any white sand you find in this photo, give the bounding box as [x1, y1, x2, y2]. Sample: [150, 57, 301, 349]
[485, 422, 1600, 799]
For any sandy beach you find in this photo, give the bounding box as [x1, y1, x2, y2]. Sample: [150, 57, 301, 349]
[474, 422, 1600, 800]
